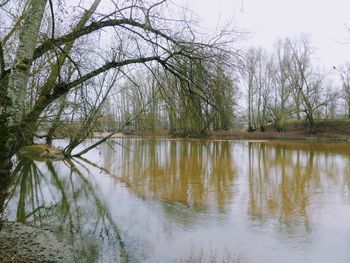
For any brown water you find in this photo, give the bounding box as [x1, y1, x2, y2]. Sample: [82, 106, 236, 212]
[3, 138, 350, 262]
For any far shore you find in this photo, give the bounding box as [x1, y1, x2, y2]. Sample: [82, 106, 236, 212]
[91, 130, 350, 143]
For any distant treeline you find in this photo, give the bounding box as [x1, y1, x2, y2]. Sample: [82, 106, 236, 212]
[94, 34, 350, 135]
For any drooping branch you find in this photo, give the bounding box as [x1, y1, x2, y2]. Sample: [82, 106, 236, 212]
[52, 55, 166, 98]
[33, 18, 177, 61]
[21, 55, 168, 131]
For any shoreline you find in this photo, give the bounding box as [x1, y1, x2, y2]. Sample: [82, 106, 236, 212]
[208, 131, 350, 142]
[91, 130, 350, 143]
[0, 221, 74, 263]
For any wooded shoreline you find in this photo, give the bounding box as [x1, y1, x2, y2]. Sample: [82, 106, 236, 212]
[89, 131, 350, 144]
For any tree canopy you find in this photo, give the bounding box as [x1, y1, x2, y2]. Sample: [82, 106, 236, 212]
[0, 0, 239, 168]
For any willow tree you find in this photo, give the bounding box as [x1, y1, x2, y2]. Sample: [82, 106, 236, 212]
[0, 0, 237, 177]
[210, 65, 236, 131]
[154, 52, 237, 137]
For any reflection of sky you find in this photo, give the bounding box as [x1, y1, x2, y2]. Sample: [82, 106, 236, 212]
[5, 139, 350, 262]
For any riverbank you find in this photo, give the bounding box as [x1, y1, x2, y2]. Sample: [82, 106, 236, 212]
[0, 221, 74, 263]
[110, 129, 350, 142]
[112, 120, 350, 142]
[207, 130, 350, 142]
[208, 120, 349, 141]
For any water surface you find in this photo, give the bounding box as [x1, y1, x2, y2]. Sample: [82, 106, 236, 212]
[3, 139, 350, 262]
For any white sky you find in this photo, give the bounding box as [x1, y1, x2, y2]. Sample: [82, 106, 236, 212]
[177, 0, 350, 70]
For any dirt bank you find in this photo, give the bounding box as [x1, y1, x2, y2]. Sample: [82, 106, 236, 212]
[0, 221, 74, 263]
[208, 130, 350, 142]
[108, 120, 350, 142]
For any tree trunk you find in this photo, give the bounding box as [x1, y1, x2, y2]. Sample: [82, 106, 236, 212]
[7, 0, 48, 125]
[46, 95, 67, 145]
[0, 158, 12, 225]
[0, 0, 48, 165]
[305, 111, 316, 134]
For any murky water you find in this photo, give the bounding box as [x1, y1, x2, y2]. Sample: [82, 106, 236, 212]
[2, 138, 350, 262]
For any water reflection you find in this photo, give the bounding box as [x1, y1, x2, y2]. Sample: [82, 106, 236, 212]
[103, 139, 237, 213]
[247, 141, 350, 255]
[247, 141, 350, 222]
[100, 139, 350, 262]
[2, 139, 350, 263]
[248, 142, 313, 221]
[4, 157, 128, 263]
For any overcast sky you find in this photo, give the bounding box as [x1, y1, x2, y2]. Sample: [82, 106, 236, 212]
[176, 0, 350, 70]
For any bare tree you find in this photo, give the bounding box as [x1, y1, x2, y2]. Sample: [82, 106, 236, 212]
[254, 48, 273, 132]
[324, 83, 339, 119]
[287, 35, 325, 133]
[268, 39, 294, 132]
[241, 47, 272, 132]
[242, 47, 259, 132]
[0, 0, 239, 176]
[335, 63, 350, 117]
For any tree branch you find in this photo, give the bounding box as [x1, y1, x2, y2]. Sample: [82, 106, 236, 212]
[52, 55, 166, 98]
[0, 0, 10, 8]
[48, 0, 55, 39]
[33, 18, 177, 60]
[2, 1, 31, 45]
[36, 0, 101, 99]
[0, 41, 5, 76]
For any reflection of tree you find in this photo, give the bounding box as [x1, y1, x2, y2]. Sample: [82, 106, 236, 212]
[5, 157, 129, 263]
[248, 142, 312, 227]
[247, 141, 350, 232]
[210, 142, 236, 211]
[104, 139, 237, 213]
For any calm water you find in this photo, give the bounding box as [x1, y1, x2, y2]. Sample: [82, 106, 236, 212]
[2, 138, 350, 262]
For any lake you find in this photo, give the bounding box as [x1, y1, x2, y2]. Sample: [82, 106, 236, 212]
[2, 138, 350, 262]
